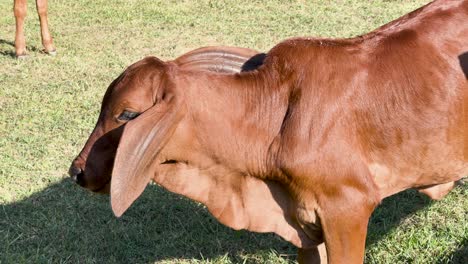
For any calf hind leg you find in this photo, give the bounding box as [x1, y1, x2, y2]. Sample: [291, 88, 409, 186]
[418, 181, 455, 200]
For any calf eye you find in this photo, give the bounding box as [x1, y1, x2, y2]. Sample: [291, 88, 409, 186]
[118, 110, 140, 121]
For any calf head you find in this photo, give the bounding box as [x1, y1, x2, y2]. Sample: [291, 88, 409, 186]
[69, 46, 263, 199]
[69, 56, 168, 193]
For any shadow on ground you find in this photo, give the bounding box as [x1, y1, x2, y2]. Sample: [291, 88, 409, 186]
[436, 237, 467, 264]
[367, 189, 432, 246]
[0, 179, 296, 263]
[0, 38, 42, 58]
[0, 178, 465, 263]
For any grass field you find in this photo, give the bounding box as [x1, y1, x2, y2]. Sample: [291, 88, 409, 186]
[0, 0, 466, 263]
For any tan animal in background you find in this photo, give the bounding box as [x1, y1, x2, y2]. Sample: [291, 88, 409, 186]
[13, 0, 55, 58]
[70, 0, 467, 263]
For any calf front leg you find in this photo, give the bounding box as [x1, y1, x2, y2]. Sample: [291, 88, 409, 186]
[36, 0, 55, 55]
[319, 197, 375, 264]
[14, 0, 27, 57]
[298, 244, 327, 264]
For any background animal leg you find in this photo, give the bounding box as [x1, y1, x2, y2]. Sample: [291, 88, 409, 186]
[14, 0, 27, 57]
[36, 0, 55, 55]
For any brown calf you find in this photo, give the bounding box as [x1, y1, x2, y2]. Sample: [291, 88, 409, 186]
[70, 0, 468, 263]
[13, 0, 55, 58]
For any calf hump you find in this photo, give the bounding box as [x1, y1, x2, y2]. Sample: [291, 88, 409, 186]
[174, 46, 265, 73]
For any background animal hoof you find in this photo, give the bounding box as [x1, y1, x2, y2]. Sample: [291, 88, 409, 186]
[16, 54, 29, 60]
[43, 49, 57, 56]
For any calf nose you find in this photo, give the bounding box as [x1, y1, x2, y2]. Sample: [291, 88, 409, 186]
[69, 165, 84, 184]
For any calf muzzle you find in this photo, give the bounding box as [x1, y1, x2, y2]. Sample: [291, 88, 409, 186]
[68, 163, 84, 185]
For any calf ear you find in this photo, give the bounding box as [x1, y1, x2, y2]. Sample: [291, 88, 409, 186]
[111, 96, 183, 217]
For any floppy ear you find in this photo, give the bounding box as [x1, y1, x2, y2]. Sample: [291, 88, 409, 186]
[111, 95, 184, 217]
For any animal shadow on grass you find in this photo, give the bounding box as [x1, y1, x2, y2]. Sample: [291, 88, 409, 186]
[0, 179, 296, 263]
[0, 179, 464, 263]
[0, 38, 42, 57]
[367, 183, 467, 264]
[367, 189, 431, 247]
[436, 237, 467, 264]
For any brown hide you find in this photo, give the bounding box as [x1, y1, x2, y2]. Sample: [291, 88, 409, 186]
[71, 1, 468, 263]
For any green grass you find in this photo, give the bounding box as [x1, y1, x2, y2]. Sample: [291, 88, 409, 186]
[0, 0, 466, 263]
